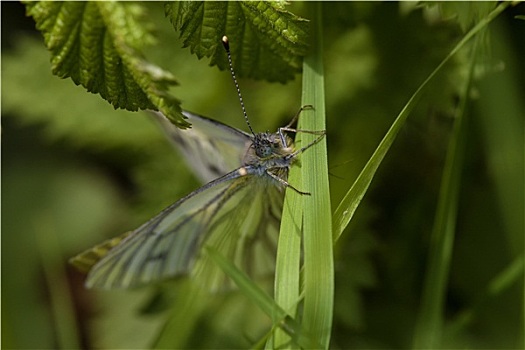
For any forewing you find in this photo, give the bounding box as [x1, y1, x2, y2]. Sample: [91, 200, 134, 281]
[85, 168, 283, 290]
[151, 111, 252, 183]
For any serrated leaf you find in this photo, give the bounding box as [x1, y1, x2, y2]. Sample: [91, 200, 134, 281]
[24, 1, 188, 128]
[165, 1, 309, 83]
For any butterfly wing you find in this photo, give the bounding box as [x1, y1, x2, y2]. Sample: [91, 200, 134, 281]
[151, 111, 252, 183]
[70, 231, 132, 273]
[85, 167, 283, 290]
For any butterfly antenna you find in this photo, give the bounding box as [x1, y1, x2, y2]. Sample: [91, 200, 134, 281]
[222, 36, 254, 135]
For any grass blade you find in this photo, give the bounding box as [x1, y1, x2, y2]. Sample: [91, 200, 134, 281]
[332, 2, 509, 241]
[205, 247, 321, 349]
[273, 165, 303, 348]
[412, 31, 479, 350]
[300, 3, 334, 348]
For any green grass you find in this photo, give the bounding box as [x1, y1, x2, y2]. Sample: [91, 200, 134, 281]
[275, 3, 333, 348]
[298, 4, 334, 349]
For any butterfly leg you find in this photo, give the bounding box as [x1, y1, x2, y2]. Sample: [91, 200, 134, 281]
[279, 127, 326, 136]
[285, 130, 326, 160]
[279, 105, 316, 147]
[283, 104, 315, 129]
[265, 169, 311, 196]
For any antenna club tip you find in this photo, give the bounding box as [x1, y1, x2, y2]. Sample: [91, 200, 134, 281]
[221, 35, 230, 50]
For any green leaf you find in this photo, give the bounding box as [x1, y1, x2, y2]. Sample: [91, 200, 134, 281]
[273, 4, 333, 348]
[273, 163, 303, 349]
[273, 4, 332, 348]
[24, 1, 187, 127]
[299, 4, 333, 349]
[165, 1, 309, 82]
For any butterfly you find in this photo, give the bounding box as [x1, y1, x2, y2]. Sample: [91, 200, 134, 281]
[70, 36, 325, 290]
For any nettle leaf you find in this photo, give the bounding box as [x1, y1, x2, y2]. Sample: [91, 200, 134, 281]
[24, 1, 188, 128]
[165, 1, 309, 83]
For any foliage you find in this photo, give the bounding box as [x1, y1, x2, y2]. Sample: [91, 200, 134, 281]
[2, 1, 524, 349]
[165, 1, 308, 81]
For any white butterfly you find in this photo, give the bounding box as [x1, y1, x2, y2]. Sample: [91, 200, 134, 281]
[70, 108, 325, 290]
[70, 35, 325, 290]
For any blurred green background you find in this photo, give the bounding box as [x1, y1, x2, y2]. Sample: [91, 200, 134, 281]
[2, 2, 523, 349]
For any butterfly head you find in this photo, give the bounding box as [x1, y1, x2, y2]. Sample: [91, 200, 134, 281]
[252, 132, 293, 159]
